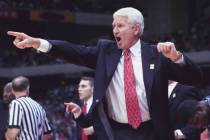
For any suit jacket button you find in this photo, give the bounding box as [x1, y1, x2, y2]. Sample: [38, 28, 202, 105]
[95, 99, 99, 103]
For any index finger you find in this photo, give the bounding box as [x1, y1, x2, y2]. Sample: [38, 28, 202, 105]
[65, 104, 75, 112]
[64, 102, 71, 105]
[7, 31, 23, 37]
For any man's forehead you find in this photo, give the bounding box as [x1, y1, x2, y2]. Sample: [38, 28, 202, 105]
[114, 15, 128, 19]
[79, 80, 90, 85]
[113, 17, 127, 21]
[112, 16, 130, 25]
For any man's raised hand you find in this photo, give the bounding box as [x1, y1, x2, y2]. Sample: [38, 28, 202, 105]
[157, 42, 182, 62]
[7, 31, 40, 49]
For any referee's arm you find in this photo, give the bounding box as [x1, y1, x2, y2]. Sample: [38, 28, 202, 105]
[5, 101, 22, 140]
[43, 113, 53, 140]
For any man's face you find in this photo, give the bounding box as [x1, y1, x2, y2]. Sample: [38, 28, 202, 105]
[78, 80, 93, 101]
[3, 89, 14, 104]
[112, 16, 140, 49]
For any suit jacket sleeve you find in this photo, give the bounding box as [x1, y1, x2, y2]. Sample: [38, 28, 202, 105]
[47, 40, 100, 69]
[163, 54, 203, 86]
[179, 85, 202, 100]
[75, 113, 93, 128]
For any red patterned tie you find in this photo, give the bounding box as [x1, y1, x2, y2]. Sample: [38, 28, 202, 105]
[82, 102, 87, 115]
[124, 49, 142, 129]
[81, 102, 88, 140]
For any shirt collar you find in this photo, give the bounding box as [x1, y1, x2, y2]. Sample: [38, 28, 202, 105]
[16, 95, 28, 99]
[168, 81, 178, 98]
[130, 39, 141, 57]
[123, 39, 141, 57]
[85, 96, 93, 106]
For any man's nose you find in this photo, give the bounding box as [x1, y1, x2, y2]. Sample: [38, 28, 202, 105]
[113, 27, 119, 34]
[78, 87, 83, 91]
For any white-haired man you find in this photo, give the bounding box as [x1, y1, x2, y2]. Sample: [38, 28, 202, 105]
[7, 7, 203, 140]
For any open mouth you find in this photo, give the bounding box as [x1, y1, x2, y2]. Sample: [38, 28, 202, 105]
[116, 37, 121, 42]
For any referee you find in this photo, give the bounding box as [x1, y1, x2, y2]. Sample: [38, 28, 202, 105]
[5, 76, 52, 140]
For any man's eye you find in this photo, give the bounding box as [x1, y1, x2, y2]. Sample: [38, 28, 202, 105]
[118, 24, 123, 28]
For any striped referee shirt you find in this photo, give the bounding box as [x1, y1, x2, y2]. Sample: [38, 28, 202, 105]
[8, 96, 52, 140]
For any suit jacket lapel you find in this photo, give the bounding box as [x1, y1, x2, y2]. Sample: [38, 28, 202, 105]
[169, 85, 177, 105]
[141, 42, 156, 107]
[105, 47, 122, 81]
[168, 84, 179, 106]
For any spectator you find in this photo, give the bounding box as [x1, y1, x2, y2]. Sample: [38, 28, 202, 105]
[0, 82, 14, 140]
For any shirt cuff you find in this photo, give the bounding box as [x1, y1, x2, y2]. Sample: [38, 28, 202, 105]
[174, 53, 185, 64]
[36, 39, 52, 53]
[174, 129, 186, 139]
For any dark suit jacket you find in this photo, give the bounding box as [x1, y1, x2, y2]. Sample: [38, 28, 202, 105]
[76, 99, 97, 140]
[0, 101, 9, 140]
[169, 83, 203, 140]
[47, 39, 203, 140]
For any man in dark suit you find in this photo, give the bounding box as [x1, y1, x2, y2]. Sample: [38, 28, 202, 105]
[0, 82, 15, 140]
[66, 76, 97, 140]
[78, 77, 96, 140]
[7, 7, 203, 140]
[168, 81, 203, 140]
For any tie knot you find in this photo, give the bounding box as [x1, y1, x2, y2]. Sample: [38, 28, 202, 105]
[124, 49, 131, 56]
[84, 102, 87, 106]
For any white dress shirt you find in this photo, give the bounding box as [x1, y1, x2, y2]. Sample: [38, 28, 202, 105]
[168, 81, 178, 98]
[85, 96, 93, 113]
[37, 39, 52, 52]
[106, 39, 151, 123]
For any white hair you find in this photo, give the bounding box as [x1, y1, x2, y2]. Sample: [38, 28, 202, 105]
[113, 7, 144, 36]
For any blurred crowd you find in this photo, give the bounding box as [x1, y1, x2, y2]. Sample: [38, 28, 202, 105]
[0, 19, 209, 68]
[0, 49, 66, 67]
[36, 82, 80, 140]
[0, 0, 137, 13]
[159, 20, 210, 52]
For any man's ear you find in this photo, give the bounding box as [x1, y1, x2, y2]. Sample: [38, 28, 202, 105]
[26, 86, 30, 95]
[133, 23, 141, 36]
[91, 87, 94, 94]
